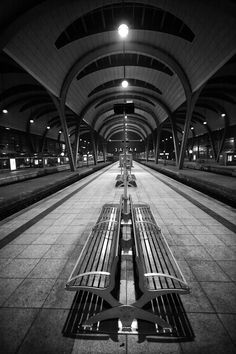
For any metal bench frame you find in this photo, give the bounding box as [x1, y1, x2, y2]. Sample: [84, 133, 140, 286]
[66, 201, 122, 310]
[130, 198, 190, 310]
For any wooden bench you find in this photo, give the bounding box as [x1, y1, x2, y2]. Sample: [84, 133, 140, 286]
[130, 199, 190, 317]
[66, 202, 122, 317]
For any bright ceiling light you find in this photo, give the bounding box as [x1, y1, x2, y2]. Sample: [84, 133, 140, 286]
[30, 119, 34, 123]
[2, 109, 8, 114]
[118, 24, 129, 38]
[203, 121, 207, 125]
[190, 126, 194, 130]
[221, 113, 226, 117]
[47, 125, 50, 130]
[121, 79, 128, 88]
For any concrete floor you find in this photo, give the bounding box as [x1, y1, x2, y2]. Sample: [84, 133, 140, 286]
[0, 162, 235, 353]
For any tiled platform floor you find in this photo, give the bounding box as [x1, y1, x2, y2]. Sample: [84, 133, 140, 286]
[0, 162, 235, 353]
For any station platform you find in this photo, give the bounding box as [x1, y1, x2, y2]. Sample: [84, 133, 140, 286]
[139, 160, 236, 207]
[0, 162, 112, 221]
[0, 161, 235, 353]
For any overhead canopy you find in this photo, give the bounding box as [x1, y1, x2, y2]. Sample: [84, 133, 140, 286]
[0, 0, 236, 142]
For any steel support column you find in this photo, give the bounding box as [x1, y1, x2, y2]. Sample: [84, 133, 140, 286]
[216, 114, 229, 162]
[178, 87, 203, 169]
[73, 117, 82, 168]
[169, 115, 180, 165]
[91, 130, 97, 165]
[146, 135, 150, 162]
[155, 125, 162, 164]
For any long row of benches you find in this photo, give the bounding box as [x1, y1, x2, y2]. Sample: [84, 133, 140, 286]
[66, 196, 190, 330]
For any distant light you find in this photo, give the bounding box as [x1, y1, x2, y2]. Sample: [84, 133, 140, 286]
[126, 100, 133, 103]
[203, 121, 207, 125]
[2, 109, 8, 114]
[121, 80, 128, 88]
[46, 126, 50, 130]
[165, 138, 168, 141]
[189, 149, 193, 154]
[162, 140, 164, 142]
[221, 113, 226, 117]
[118, 24, 129, 38]
[140, 139, 142, 142]
[170, 136, 172, 139]
[191, 127, 194, 130]
[30, 119, 34, 123]
[59, 130, 62, 134]
[125, 115, 127, 119]
[182, 130, 184, 133]
[5, 127, 10, 130]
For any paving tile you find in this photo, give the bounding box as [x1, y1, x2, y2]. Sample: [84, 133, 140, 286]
[43, 244, 76, 259]
[32, 233, 60, 244]
[71, 334, 127, 354]
[5, 278, 55, 308]
[17, 244, 51, 258]
[0, 244, 27, 258]
[28, 258, 67, 278]
[43, 279, 75, 309]
[216, 233, 236, 246]
[180, 313, 236, 354]
[194, 234, 224, 245]
[186, 225, 212, 235]
[177, 260, 196, 282]
[171, 234, 200, 246]
[206, 245, 236, 260]
[57, 258, 79, 280]
[181, 282, 214, 313]
[11, 233, 40, 244]
[127, 335, 183, 353]
[54, 234, 80, 244]
[208, 225, 235, 235]
[170, 245, 212, 261]
[167, 225, 191, 235]
[0, 258, 12, 269]
[200, 282, 236, 313]
[217, 261, 236, 281]
[187, 260, 230, 281]
[0, 278, 23, 305]
[0, 258, 39, 278]
[0, 308, 39, 354]
[18, 309, 74, 354]
[218, 314, 236, 344]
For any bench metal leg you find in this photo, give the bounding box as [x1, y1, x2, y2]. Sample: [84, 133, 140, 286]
[84, 304, 171, 330]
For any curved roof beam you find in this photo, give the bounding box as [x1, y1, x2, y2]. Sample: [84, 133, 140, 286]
[77, 53, 173, 80]
[55, 2, 194, 49]
[92, 102, 158, 131]
[100, 117, 151, 137]
[60, 42, 192, 107]
[98, 114, 152, 136]
[88, 78, 162, 97]
[95, 94, 155, 108]
[78, 90, 171, 129]
[106, 126, 145, 141]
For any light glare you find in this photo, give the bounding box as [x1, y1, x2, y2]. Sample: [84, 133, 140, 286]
[118, 24, 129, 38]
[122, 80, 128, 88]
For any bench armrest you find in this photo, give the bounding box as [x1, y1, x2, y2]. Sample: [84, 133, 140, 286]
[144, 272, 189, 289]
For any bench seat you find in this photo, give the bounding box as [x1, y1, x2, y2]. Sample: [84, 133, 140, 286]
[131, 202, 190, 309]
[66, 203, 121, 308]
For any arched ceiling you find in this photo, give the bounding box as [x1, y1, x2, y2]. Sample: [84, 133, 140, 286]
[0, 0, 236, 144]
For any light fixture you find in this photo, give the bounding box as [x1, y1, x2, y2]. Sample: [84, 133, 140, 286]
[5, 127, 10, 130]
[191, 126, 194, 130]
[59, 130, 62, 134]
[46, 125, 50, 130]
[118, 24, 129, 38]
[30, 119, 34, 123]
[2, 109, 8, 114]
[121, 79, 128, 88]
[221, 113, 226, 117]
[203, 121, 207, 125]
